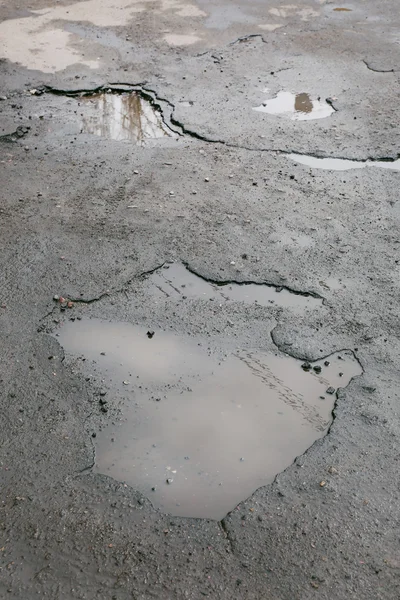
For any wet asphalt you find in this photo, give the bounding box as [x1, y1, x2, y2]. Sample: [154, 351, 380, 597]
[1, 1, 400, 599]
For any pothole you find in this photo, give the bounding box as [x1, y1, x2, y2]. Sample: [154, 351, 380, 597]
[287, 153, 400, 171]
[253, 91, 335, 120]
[77, 91, 176, 142]
[54, 319, 361, 519]
[148, 263, 322, 312]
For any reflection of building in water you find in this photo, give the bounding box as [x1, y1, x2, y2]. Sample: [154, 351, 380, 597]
[80, 92, 172, 142]
[294, 92, 313, 113]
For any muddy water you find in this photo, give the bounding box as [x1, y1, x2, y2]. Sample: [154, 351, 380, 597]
[288, 153, 400, 172]
[55, 319, 361, 519]
[79, 92, 173, 142]
[253, 91, 334, 121]
[149, 263, 322, 311]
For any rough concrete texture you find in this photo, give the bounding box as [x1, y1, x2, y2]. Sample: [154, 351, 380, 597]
[1, 1, 400, 598]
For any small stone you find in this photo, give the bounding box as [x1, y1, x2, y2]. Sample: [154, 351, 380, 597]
[204, 177, 209, 182]
[147, 331, 155, 339]
[24, 146, 29, 151]
[326, 387, 336, 395]
[327, 466, 338, 474]
[133, 170, 139, 174]
[53, 295, 59, 301]
[92, 432, 96, 438]
[339, 372, 343, 377]
[99, 390, 107, 397]
[301, 362, 311, 372]
[67, 301, 73, 309]
[230, 261, 236, 265]
[151, 486, 156, 491]
[100, 405, 108, 413]
[123, 381, 129, 385]
[324, 361, 330, 366]
[313, 365, 322, 374]
[100, 352, 106, 356]
[166, 478, 173, 484]
[241, 253, 248, 259]
[58, 296, 65, 304]
[319, 481, 326, 487]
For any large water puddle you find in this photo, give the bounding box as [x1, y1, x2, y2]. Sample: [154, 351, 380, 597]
[55, 319, 361, 519]
[253, 91, 334, 121]
[287, 153, 400, 172]
[77, 91, 174, 142]
[149, 263, 322, 312]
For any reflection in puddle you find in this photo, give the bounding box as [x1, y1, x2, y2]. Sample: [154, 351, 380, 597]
[80, 92, 174, 143]
[288, 153, 400, 172]
[149, 263, 322, 312]
[253, 90, 334, 120]
[55, 319, 361, 519]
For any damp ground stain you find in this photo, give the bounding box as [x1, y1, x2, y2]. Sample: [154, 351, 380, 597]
[55, 319, 361, 520]
[149, 263, 322, 312]
[78, 91, 174, 143]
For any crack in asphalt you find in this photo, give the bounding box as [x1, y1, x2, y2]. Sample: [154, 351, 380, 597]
[38, 84, 400, 163]
[180, 260, 324, 301]
[363, 59, 395, 73]
[229, 33, 268, 45]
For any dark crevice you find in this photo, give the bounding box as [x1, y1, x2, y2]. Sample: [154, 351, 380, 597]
[39, 263, 166, 325]
[229, 33, 267, 45]
[180, 260, 324, 301]
[39, 84, 400, 163]
[363, 60, 395, 73]
[287, 149, 400, 165]
[68, 292, 110, 304]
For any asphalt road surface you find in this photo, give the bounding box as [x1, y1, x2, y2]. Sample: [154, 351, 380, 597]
[1, 1, 400, 599]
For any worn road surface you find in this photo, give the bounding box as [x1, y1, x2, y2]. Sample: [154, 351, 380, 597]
[1, 1, 400, 599]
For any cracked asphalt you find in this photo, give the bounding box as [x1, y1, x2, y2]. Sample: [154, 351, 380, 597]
[1, 1, 400, 598]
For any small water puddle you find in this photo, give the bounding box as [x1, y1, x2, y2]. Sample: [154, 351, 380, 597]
[55, 319, 361, 519]
[77, 91, 175, 143]
[288, 153, 400, 171]
[253, 91, 334, 120]
[149, 263, 322, 312]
